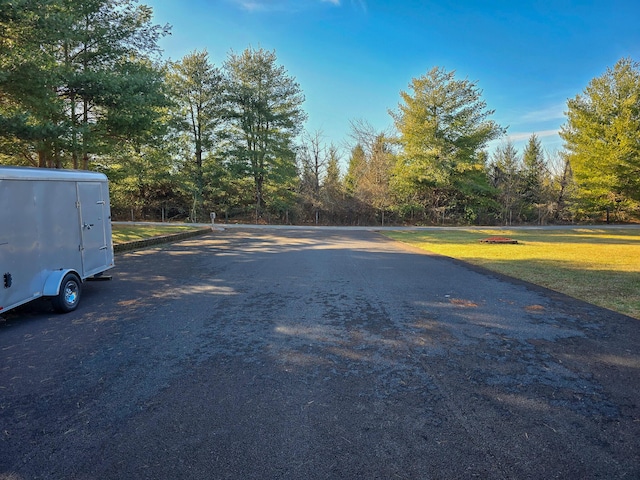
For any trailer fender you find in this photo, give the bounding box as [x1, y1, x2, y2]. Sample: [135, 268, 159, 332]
[43, 269, 80, 296]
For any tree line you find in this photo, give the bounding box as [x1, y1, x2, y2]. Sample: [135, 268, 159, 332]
[1, 0, 638, 225]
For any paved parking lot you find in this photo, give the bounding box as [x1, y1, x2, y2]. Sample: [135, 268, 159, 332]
[1, 228, 639, 479]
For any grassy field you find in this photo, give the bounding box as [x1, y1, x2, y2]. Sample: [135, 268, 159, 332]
[111, 223, 204, 244]
[383, 227, 640, 319]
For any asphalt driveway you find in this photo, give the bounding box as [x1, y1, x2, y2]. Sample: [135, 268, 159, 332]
[1, 228, 638, 479]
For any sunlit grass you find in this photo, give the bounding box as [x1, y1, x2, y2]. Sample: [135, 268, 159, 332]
[111, 223, 204, 244]
[384, 228, 640, 319]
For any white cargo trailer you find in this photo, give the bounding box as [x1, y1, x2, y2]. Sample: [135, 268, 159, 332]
[0, 166, 115, 314]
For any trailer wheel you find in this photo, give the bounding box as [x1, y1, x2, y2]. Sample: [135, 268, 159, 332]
[52, 273, 82, 313]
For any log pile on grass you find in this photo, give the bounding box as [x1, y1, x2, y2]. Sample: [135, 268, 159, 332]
[479, 236, 518, 244]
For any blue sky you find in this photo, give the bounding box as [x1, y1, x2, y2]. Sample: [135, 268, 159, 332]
[145, 0, 640, 161]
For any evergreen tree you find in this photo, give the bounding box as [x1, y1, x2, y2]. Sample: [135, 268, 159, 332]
[321, 144, 344, 222]
[521, 133, 549, 223]
[560, 58, 640, 218]
[344, 144, 365, 195]
[167, 50, 225, 221]
[345, 121, 396, 224]
[0, 0, 169, 169]
[390, 66, 504, 223]
[223, 47, 306, 220]
[323, 145, 342, 197]
[0, 0, 68, 166]
[489, 141, 521, 225]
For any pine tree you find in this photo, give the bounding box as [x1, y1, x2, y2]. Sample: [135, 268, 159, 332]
[489, 141, 521, 225]
[560, 58, 640, 218]
[344, 144, 366, 195]
[223, 47, 306, 220]
[322, 145, 343, 206]
[167, 50, 225, 221]
[521, 134, 549, 223]
[0, 0, 169, 169]
[390, 66, 504, 222]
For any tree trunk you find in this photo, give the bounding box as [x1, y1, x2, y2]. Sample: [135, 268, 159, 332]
[82, 98, 90, 170]
[38, 149, 47, 168]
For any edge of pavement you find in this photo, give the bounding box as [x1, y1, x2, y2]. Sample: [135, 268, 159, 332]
[112, 223, 223, 254]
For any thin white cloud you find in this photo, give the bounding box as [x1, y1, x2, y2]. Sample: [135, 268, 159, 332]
[521, 103, 566, 122]
[507, 129, 560, 142]
[235, 1, 265, 12]
[230, 0, 343, 12]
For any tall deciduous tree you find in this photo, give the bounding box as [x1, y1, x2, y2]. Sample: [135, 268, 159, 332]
[560, 58, 640, 216]
[546, 150, 576, 223]
[390, 66, 504, 222]
[298, 129, 325, 223]
[223, 47, 306, 219]
[353, 132, 395, 226]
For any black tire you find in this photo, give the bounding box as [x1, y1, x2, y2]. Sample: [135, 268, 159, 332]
[52, 273, 82, 313]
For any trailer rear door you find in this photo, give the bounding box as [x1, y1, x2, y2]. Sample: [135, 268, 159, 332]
[77, 182, 109, 277]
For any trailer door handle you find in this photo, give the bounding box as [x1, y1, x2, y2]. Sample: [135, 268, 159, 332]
[83, 223, 94, 230]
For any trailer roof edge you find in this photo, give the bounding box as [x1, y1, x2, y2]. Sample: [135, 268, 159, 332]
[0, 166, 108, 182]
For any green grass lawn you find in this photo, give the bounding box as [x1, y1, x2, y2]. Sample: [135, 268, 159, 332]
[111, 223, 204, 244]
[383, 228, 640, 319]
